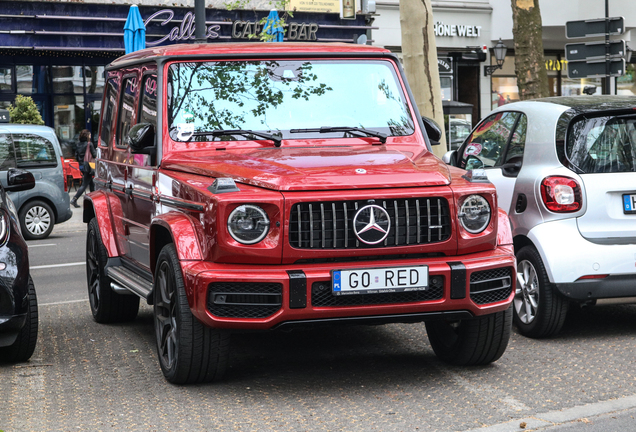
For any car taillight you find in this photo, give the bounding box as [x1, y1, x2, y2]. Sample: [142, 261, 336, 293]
[540, 176, 581, 212]
[62, 157, 68, 192]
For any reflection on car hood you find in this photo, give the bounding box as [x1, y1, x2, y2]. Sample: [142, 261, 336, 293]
[162, 146, 451, 191]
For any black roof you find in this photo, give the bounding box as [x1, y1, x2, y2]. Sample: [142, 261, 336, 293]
[528, 95, 636, 112]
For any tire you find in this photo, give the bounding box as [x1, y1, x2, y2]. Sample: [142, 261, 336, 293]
[0, 276, 38, 363]
[86, 218, 139, 323]
[426, 307, 512, 366]
[513, 245, 569, 338]
[19, 200, 54, 240]
[154, 243, 230, 384]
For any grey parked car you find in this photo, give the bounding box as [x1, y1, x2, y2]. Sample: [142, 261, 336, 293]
[0, 125, 72, 239]
[444, 96, 636, 338]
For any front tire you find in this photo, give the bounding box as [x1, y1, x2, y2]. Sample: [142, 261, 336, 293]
[513, 245, 569, 338]
[86, 218, 139, 323]
[154, 243, 230, 384]
[0, 276, 38, 363]
[426, 307, 512, 365]
[19, 200, 54, 240]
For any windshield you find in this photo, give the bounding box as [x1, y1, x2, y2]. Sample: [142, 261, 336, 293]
[567, 115, 636, 173]
[167, 59, 415, 142]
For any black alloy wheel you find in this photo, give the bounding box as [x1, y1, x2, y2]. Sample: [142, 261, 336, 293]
[86, 218, 139, 323]
[154, 243, 229, 384]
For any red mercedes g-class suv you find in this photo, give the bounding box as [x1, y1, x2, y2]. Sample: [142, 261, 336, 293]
[84, 42, 515, 384]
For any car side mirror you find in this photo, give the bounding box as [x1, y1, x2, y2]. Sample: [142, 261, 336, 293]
[5, 168, 35, 192]
[127, 123, 156, 155]
[442, 150, 457, 166]
[421, 116, 442, 145]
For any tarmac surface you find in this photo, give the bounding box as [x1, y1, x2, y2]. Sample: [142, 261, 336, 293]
[3, 195, 636, 431]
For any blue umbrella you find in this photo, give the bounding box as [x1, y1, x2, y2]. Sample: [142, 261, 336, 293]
[124, 5, 146, 54]
[263, 9, 284, 42]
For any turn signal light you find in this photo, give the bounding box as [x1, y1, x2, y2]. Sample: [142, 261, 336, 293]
[540, 176, 581, 212]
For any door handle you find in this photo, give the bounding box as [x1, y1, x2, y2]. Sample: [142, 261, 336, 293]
[125, 185, 134, 198]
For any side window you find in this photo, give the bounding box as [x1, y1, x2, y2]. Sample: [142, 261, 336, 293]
[139, 74, 157, 127]
[116, 77, 138, 148]
[100, 78, 119, 148]
[504, 113, 527, 164]
[12, 133, 57, 167]
[0, 133, 17, 170]
[459, 112, 520, 170]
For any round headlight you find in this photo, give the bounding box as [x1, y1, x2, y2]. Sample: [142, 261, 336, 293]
[227, 205, 270, 244]
[458, 195, 491, 234]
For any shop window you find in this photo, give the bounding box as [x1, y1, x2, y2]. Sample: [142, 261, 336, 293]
[84, 66, 105, 94]
[458, 111, 520, 170]
[52, 65, 84, 94]
[0, 133, 17, 170]
[54, 95, 84, 157]
[16, 65, 49, 94]
[12, 133, 57, 167]
[116, 76, 138, 148]
[491, 77, 519, 110]
[0, 67, 13, 93]
[99, 78, 119, 148]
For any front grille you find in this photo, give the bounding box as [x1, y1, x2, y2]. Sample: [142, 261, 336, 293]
[470, 267, 513, 305]
[207, 282, 282, 318]
[289, 198, 451, 249]
[311, 276, 444, 307]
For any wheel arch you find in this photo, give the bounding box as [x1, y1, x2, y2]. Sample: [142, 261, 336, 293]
[83, 191, 119, 257]
[513, 234, 535, 254]
[149, 212, 203, 277]
[19, 196, 58, 224]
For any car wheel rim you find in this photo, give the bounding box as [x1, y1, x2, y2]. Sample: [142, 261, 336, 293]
[87, 228, 100, 310]
[515, 259, 539, 325]
[155, 261, 177, 370]
[25, 205, 51, 235]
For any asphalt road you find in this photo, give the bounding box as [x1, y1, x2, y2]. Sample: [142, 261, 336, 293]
[3, 199, 636, 431]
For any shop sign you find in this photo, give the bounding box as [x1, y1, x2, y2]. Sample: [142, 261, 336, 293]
[286, 0, 340, 13]
[434, 22, 482, 38]
[438, 57, 452, 74]
[145, 9, 221, 46]
[545, 59, 567, 71]
[232, 21, 319, 41]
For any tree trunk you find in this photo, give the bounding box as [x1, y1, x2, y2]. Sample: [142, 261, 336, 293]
[511, 0, 549, 100]
[400, 0, 447, 157]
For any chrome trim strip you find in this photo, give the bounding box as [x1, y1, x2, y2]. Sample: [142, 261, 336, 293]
[159, 196, 205, 212]
[332, 203, 337, 248]
[309, 203, 314, 248]
[343, 202, 348, 248]
[416, 199, 421, 244]
[320, 203, 325, 248]
[405, 200, 410, 245]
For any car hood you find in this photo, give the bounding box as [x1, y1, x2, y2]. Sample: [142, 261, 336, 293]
[162, 146, 451, 191]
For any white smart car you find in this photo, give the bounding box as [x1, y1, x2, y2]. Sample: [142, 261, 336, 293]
[444, 96, 636, 338]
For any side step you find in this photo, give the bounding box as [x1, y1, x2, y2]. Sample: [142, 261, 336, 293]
[106, 265, 153, 303]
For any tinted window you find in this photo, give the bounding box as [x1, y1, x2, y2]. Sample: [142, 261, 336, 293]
[459, 112, 520, 169]
[12, 134, 57, 167]
[116, 77, 137, 148]
[0, 133, 17, 170]
[167, 60, 415, 142]
[504, 113, 527, 164]
[99, 78, 119, 148]
[567, 115, 636, 173]
[139, 74, 157, 127]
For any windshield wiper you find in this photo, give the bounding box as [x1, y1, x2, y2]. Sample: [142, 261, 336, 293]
[289, 127, 387, 144]
[191, 130, 282, 147]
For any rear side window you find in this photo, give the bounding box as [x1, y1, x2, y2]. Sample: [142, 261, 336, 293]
[100, 78, 119, 148]
[116, 77, 138, 148]
[0, 133, 16, 170]
[567, 115, 636, 173]
[12, 133, 57, 167]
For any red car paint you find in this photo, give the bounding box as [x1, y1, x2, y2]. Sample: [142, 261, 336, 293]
[85, 43, 515, 379]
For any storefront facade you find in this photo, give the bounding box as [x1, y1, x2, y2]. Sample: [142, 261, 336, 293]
[0, 0, 373, 156]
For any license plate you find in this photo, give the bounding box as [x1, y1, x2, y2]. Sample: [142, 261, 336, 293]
[623, 194, 636, 214]
[332, 265, 428, 296]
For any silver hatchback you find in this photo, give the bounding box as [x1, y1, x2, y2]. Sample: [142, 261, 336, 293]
[444, 96, 636, 338]
[0, 124, 72, 239]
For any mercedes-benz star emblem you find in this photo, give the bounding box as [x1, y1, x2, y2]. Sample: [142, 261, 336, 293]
[353, 205, 391, 244]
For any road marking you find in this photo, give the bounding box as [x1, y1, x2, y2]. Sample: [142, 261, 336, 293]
[27, 243, 57, 248]
[39, 298, 89, 306]
[31, 262, 85, 270]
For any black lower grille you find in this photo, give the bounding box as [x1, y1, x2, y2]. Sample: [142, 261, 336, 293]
[207, 282, 282, 318]
[470, 267, 513, 305]
[289, 198, 451, 250]
[311, 277, 444, 307]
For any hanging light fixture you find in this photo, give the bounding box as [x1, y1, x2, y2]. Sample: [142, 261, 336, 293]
[484, 39, 508, 76]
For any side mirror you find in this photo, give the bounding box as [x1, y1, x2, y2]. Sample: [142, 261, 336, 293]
[442, 150, 457, 166]
[421, 116, 442, 145]
[5, 168, 35, 192]
[127, 123, 156, 155]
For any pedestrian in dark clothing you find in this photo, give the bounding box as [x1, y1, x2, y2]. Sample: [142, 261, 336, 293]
[70, 129, 96, 208]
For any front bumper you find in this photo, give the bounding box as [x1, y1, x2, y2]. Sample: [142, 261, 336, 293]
[183, 245, 516, 330]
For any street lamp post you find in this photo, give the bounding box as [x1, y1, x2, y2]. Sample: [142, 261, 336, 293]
[484, 39, 508, 76]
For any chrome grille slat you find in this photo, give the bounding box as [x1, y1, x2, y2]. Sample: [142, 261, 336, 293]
[289, 198, 450, 250]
